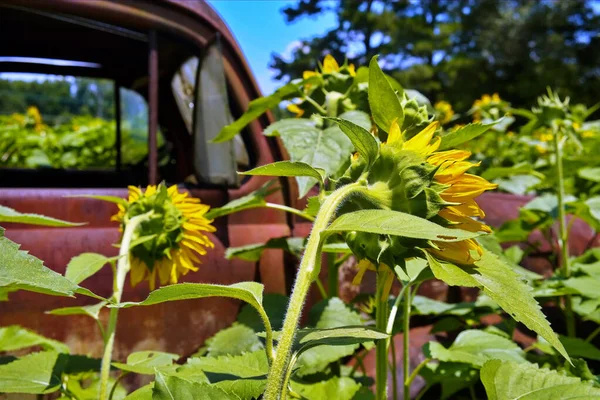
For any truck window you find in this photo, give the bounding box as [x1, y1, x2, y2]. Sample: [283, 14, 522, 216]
[0, 72, 169, 186]
[171, 56, 249, 171]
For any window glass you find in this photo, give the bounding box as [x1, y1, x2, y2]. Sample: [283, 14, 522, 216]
[0, 73, 165, 172]
[171, 57, 249, 171]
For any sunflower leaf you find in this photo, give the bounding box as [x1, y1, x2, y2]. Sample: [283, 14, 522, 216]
[0, 205, 84, 226]
[327, 117, 379, 168]
[112, 351, 179, 375]
[153, 371, 240, 400]
[438, 121, 498, 150]
[291, 377, 361, 400]
[47, 301, 107, 320]
[0, 325, 70, 353]
[481, 359, 600, 400]
[239, 161, 325, 186]
[0, 351, 63, 394]
[368, 56, 403, 132]
[205, 180, 278, 219]
[65, 253, 117, 285]
[323, 209, 480, 242]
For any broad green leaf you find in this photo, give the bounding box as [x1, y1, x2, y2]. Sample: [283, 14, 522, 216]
[225, 237, 305, 262]
[563, 276, 599, 298]
[67, 375, 127, 400]
[153, 371, 240, 400]
[368, 56, 403, 132]
[239, 161, 325, 185]
[65, 253, 115, 285]
[0, 205, 83, 226]
[425, 330, 527, 367]
[297, 326, 387, 351]
[205, 180, 278, 219]
[296, 297, 365, 376]
[68, 194, 127, 206]
[327, 117, 379, 167]
[204, 323, 263, 357]
[185, 350, 268, 378]
[112, 351, 179, 375]
[420, 362, 479, 400]
[439, 121, 498, 150]
[411, 295, 472, 316]
[559, 336, 600, 361]
[116, 282, 264, 314]
[426, 250, 568, 361]
[213, 79, 305, 143]
[214, 379, 266, 400]
[481, 359, 600, 400]
[338, 110, 372, 131]
[472, 251, 568, 361]
[0, 351, 63, 394]
[274, 120, 353, 197]
[495, 174, 541, 195]
[394, 257, 433, 284]
[324, 210, 480, 242]
[123, 383, 154, 400]
[0, 231, 79, 297]
[578, 167, 600, 182]
[291, 377, 361, 400]
[237, 293, 289, 332]
[585, 196, 600, 224]
[481, 163, 544, 181]
[263, 118, 316, 137]
[0, 325, 69, 353]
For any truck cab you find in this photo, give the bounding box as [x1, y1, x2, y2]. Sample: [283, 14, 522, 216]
[0, 0, 294, 358]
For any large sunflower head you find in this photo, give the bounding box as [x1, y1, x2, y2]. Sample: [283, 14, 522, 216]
[112, 183, 215, 290]
[340, 119, 497, 270]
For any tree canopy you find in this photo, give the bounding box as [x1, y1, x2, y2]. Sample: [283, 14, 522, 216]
[270, 0, 600, 111]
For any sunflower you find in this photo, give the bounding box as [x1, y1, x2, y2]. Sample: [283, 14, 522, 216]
[303, 54, 356, 80]
[389, 120, 497, 265]
[434, 101, 455, 125]
[112, 183, 215, 290]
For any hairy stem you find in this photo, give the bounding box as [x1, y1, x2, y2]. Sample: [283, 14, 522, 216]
[263, 183, 361, 399]
[403, 286, 411, 400]
[265, 202, 315, 222]
[376, 268, 390, 400]
[99, 212, 152, 400]
[553, 129, 576, 338]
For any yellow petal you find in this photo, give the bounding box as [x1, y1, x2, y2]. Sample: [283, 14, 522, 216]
[303, 70, 318, 80]
[286, 103, 304, 118]
[438, 208, 492, 233]
[427, 150, 472, 166]
[402, 122, 439, 154]
[428, 239, 483, 265]
[352, 259, 376, 286]
[387, 119, 402, 146]
[322, 55, 340, 73]
[347, 63, 356, 77]
[441, 174, 498, 202]
[435, 160, 481, 183]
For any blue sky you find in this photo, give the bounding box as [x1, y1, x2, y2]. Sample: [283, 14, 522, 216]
[207, 0, 337, 95]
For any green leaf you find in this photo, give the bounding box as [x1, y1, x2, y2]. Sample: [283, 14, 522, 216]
[368, 56, 403, 132]
[425, 330, 527, 367]
[68, 194, 128, 206]
[116, 282, 264, 313]
[204, 323, 263, 357]
[411, 295, 472, 316]
[481, 163, 544, 181]
[153, 371, 240, 400]
[338, 110, 372, 131]
[225, 237, 305, 262]
[439, 121, 498, 151]
[481, 359, 600, 400]
[290, 377, 361, 400]
[394, 257, 433, 285]
[324, 210, 480, 242]
[124, 384, 154, 400]
[296, 326, 387, 352]
[0, 351, 63, 394]
[214, 379, 266, 400]
[112, 351, 179, 375]
[296, 297, 365, 376]
[427, 250, 569, 361]
[239, 161, 325, 185]
[563, 276, 599, 298]
[238, 293, 289, 332]
[185, 350, 268, 379]
[213, 79, 304, 143]
[560, 336, 600, 361]
[0, 205, 83, 226]
[578, 167, 600, 182]
[0, 231, 79, 297]
[420, 362, 479, 400]
[327, 117, 379, 168]
[0, 325, 70, 353]
[65, 253, 114, 285]
[273, 120, 353, 197]
[205, 180, 278, 219]
[495, 174, 541, 195]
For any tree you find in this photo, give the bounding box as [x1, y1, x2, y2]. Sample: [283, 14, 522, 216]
[270, 0, 600, 111]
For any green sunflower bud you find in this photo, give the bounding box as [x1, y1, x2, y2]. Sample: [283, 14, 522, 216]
[534, 89, 569, 125]
[400, 92, 432, 138]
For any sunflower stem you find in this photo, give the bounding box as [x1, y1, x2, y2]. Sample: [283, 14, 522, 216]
[403, 286, 412, 400]
[265, 202, 315, 222]
[99, 212, 153, 400]
[376, 268, 390, 400]
[263, 182, 362, 400]
[552, 126, 576, 338]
